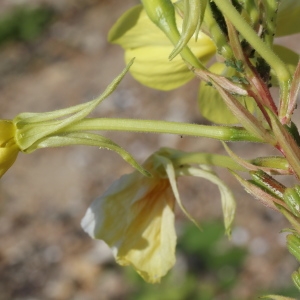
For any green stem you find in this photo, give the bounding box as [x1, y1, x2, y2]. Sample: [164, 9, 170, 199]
[171, 152, 245, 170]
[261, 0, 279, 48]
[62, 118, 263, 142]
[203, 3, 233, 59]
[173, 152, 289, 172]
[213, 0, 292, 121]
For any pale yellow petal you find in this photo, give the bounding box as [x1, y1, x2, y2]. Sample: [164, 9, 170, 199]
[0, 144, 19, 178]
[0, 120, 19, 177]
[124, 46, 195, 90]
[109, 5, 216, 90]
[116, 179, 176, 283]
[81, 170, 177, 283]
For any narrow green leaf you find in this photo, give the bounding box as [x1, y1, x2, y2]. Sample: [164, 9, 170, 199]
[31, 132, 149, 176]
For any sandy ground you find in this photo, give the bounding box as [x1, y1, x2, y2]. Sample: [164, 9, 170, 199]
[0, 1, 299, 299]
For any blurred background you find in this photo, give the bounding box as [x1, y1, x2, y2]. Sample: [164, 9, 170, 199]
[0, 0, 299, 299]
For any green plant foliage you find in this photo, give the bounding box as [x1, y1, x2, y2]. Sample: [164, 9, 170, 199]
[0, 6, 54, 44]
[125, 221, 247, 300]
[261, 286, 300, 299]
[177, 222, 247, 271]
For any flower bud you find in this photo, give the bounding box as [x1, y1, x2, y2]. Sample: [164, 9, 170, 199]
[141, 0, 178, 39]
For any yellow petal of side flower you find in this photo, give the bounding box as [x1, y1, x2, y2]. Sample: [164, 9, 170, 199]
[81, 153, 178, 283]
[108, 5, 216, 91]
[0, 120, 19, 178]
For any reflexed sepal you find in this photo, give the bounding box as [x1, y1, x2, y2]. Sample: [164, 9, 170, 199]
[170, 0, 208, 59]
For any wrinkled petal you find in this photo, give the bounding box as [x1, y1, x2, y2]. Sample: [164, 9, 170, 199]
[81, 168, 176, 283]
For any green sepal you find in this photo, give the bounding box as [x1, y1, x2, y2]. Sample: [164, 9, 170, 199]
[179, 165, 236, 237]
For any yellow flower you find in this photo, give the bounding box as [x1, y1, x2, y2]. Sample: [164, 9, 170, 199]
[0, 120, 19, 178]
[108, 5, 216, 91]
[81, 151, 184, 283]
[81, 148, 236, 282]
